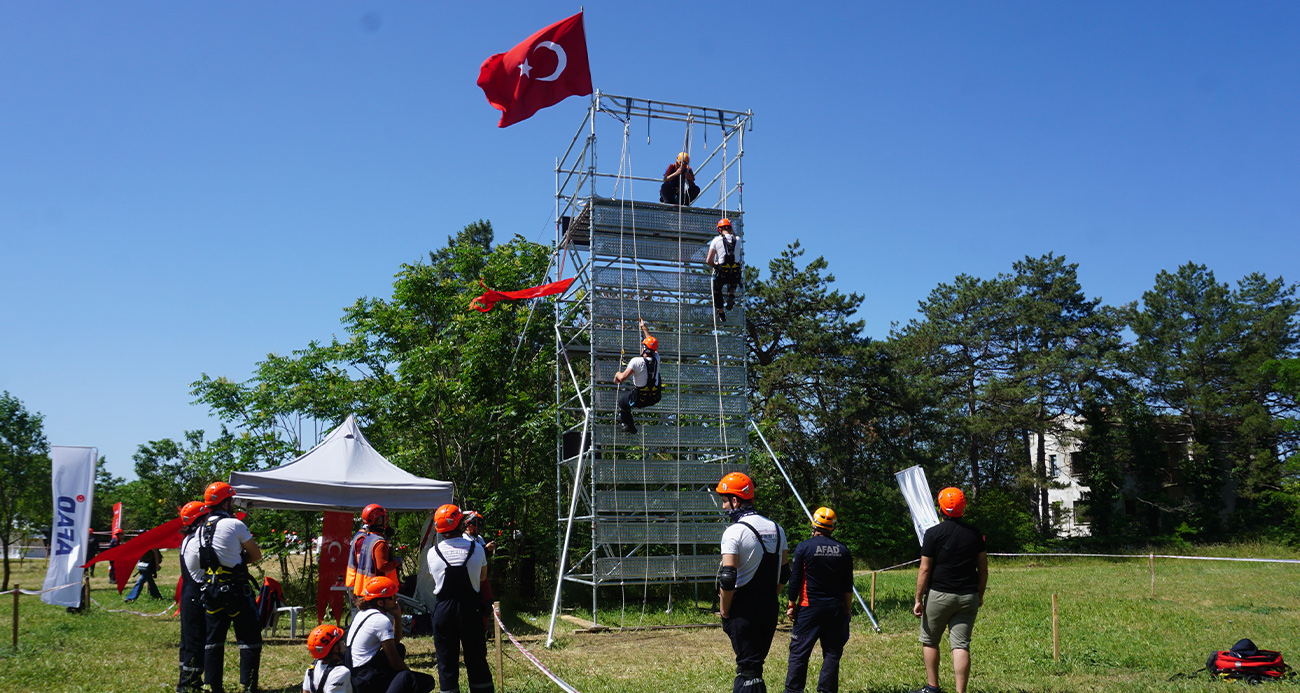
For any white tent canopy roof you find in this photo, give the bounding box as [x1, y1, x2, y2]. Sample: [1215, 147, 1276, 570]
[229, 414, 453, 512]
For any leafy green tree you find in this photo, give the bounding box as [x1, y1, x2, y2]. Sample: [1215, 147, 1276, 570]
[0, 391, 50, 590]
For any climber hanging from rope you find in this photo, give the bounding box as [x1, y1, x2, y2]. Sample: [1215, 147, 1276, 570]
[706, 217, 743, 322]
[612, 318, 662, 435]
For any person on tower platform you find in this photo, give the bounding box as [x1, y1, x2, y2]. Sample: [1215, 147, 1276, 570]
[717, 472, 789, 693]
[706, 218, 743, 322]
[783, 507, 853, 693]
[912, 487, 988, 693]
[347, 577, 435, 693]
[660, 151, 700, 206]
[612, 318, 662, 435]
[177, 500, 211, 693]
[346, 504, 403, 637]
[427, 504, 494, 693]
[303, 624, 352, 693]
[199, 481, 264, 693]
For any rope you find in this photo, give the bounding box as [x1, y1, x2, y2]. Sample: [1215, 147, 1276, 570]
[0, 580, 82, 596]
[494, 605, 582, 693]
[89, 597, 178, 617]
[864, 553, 1300, 574]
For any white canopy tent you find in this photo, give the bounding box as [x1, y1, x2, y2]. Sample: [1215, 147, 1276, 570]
[229, 414, 453, 512]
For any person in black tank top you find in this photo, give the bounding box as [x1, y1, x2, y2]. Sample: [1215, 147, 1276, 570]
[912, 488, 988, 693]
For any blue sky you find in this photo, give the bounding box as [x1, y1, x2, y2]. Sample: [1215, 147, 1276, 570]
[3, 2, 1297, 480]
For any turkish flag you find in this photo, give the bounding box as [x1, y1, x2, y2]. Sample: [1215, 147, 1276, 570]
[469, 277, 575, 312]
[477, 12, 592, 127]
[317, 511, 353, 622]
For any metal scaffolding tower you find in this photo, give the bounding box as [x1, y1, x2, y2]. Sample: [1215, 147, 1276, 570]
[547, 93, 753, 643]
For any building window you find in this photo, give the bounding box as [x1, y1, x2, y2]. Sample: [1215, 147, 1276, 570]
[1049, 454, 1059, 478]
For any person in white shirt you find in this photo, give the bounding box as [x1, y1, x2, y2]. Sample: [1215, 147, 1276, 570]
[347, 576, 434, 693]
[427, 504, 493, 693]
[303, 624, 353, 693]
[716, 472, 789, 693]
[705, 218, 743, 322]
[612, 318, 663, 435]
[198, 481, 263, 693]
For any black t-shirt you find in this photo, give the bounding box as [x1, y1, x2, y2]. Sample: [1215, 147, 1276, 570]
[787, 534, 854, 608]
[920, 518, 986, 595]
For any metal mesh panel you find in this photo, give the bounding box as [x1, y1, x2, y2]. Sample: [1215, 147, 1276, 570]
[592, 424, 748, 447]
[596, 521, 726, 544]
[582, 200, 743, 239]
[594, 490, 721, 513]
[593, 297, 741, 327]
[589, 461, 748, 484]
[593, 554, 720, 581]
[594, 361, 747, 387]
[591, 328, 744, 357]
[593, 388, 747, 415]
[592, 267, 713, 295]
[591, 235, 709, 264]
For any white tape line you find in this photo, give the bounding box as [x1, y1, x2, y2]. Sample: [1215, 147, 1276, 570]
[989, 552, 1300, 564]
[871, 558, 921, 573]
[1, 581, 82, 596]
[90, 597, 178, 617]
[493, 605, 581, 693]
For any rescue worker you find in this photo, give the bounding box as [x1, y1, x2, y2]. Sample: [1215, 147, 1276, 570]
[345, 504, 402, 636]
[913, 487, 988, 693]
[347, 576, 435, 693]
[717, 472, 789, 693]
[705, 218, 743, 322]
[199, 481, 264, 693]
[427, 504, 494, 693]
[463, 511, 496, 632]
[612, 318, 661, 435]
[783, 507, 853, 693]
[178, 500, 211, 693]
[303, 624, 352, 693]
[660, 151, 700, 205]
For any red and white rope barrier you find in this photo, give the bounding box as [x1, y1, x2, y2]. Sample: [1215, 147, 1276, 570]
[493, 604, 582, 693]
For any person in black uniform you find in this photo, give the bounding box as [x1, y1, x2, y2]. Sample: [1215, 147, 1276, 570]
[716, 472, 789, 693]
[177, 501, 210, 693]
[783, 507, 853, 693]
[912, 487, 988, 693]
[427, 504, 494, 693]
[199, 481, 263, 693]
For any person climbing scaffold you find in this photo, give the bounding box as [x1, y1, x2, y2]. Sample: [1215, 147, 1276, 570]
[660, 151, 700, 206]
[612, 318, 662, 435]
[706, 217, 743, 322]
[717, 472, 789, 693]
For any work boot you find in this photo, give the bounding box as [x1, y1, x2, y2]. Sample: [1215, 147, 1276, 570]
[621, 423, 637, 435]
[716, 310, 726, 323]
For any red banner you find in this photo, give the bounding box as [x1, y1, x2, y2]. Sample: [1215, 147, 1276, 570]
[470, 277, 575, 312]
[85, 517, 184, 594]
[111, 503, 122, 535]
[318, 511, 353, 622]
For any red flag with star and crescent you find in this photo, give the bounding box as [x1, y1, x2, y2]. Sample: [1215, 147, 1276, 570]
[477, 12, 593, 127]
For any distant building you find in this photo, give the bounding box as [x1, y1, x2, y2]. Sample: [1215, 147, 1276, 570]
[1028, 418, 1090, 538]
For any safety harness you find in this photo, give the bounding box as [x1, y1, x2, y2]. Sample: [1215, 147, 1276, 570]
[305, 661, 341, 693]
[634, 351, 662, 406]
[715, 233, 742, 284]
[198, 512, 249, 582]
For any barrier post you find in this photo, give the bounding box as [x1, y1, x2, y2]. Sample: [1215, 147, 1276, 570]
[870, 572, 876, 613]
[11, 584, 18, 648]
[494, 602, 503, 692]
[1051, 593, 1059, 662]
[1149, 553, 1155, 597]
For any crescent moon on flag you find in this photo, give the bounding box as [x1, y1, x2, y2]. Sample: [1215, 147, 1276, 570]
[532, 41, 567, 82]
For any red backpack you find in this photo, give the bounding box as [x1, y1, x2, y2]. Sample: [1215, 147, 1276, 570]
[1207, 639, 1292, 682]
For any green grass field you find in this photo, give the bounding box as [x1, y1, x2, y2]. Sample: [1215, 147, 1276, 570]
[3, 545, 1299, 692]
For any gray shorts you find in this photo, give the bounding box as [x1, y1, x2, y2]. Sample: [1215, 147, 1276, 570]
[919, 588, 979, 650]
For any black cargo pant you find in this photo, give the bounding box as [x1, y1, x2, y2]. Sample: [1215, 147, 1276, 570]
[204, 579, 262, 692]
[177, 578, 205, 692]
[783, 604, 850, 693]
[433, 597, 494, 693]
[723, 594, 778, 693]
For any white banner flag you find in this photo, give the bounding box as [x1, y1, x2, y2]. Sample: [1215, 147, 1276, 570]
[895, 465, 941, 547]
[42, 446, 98, 607]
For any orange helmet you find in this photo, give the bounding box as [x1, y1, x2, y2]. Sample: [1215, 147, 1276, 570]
[113, 528, 124, 537]
[205, 481, 235, 505]
[361, 503, 388, 528]
[435, 504, 464, 534]
[179, 501, 211, 528]
[642, 336, 658, 351]
[677, 151, 690, 165]
[362, 576, 398, 600]
[938, 487, 966, 518]
[717, 218, 733, 231]
[716, 472, 755, 500]
[812, 507, 836, 531]
[307, 624, 345, 659]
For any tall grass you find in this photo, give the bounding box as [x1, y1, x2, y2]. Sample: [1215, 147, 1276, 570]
[3, 545, 1299, 691]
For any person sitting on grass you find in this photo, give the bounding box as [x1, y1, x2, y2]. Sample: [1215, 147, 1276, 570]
[304, 624, 352, 693]
[347, 576, 435, 693]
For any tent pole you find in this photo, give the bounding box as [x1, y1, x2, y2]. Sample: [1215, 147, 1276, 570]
[750, 420, 882, 633]
[546, 409, 591, 648]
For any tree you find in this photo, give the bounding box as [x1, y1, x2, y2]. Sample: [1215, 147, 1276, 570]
[0, 392, 50, 590]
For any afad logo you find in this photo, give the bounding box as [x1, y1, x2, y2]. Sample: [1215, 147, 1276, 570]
[54, 494, 86, 557]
